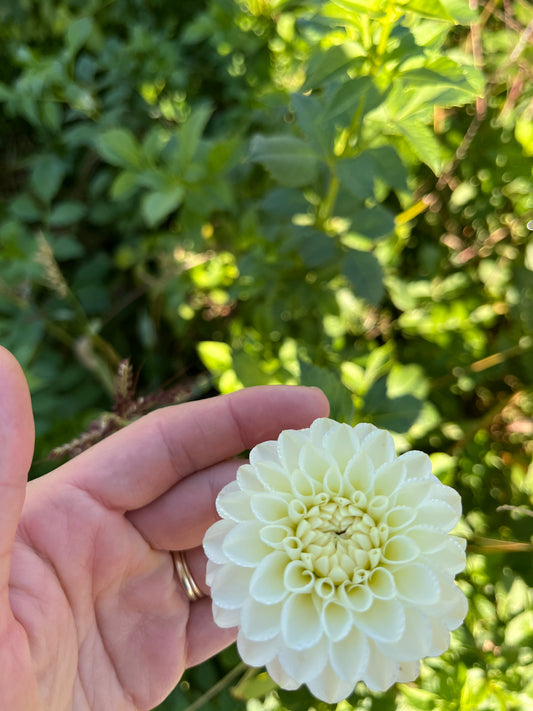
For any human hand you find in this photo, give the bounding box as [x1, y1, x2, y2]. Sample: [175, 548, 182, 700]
[1, 346, 329, 710]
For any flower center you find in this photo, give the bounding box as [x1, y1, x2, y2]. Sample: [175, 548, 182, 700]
[287, 492, 390, 587]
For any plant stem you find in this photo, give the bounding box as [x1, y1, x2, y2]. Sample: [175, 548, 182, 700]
[183, 662, 248, 711]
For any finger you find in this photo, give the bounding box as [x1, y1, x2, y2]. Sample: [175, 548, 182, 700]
[64, 385, 329, 512]
[0, 347, 34, 587]
[127, 460, 239, 551]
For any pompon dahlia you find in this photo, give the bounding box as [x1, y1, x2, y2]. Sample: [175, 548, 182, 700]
[203, 419, 468, 703]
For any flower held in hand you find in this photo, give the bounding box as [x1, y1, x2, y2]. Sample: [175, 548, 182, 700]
[203, 419, 467, 703]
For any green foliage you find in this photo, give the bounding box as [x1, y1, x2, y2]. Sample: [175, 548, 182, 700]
[1, 0, 532, 708]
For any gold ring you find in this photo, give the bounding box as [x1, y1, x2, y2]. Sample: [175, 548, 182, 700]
[173, 551, 204, 602]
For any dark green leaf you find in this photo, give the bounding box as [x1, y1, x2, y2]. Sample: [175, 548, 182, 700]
[141, 186, 184, 228]
[30, 154, 66, 203]
[249, 135, 320, 188]
[343, 249, 384, 303]
[49, 201, 87, 227]
[95, 128, 142, 169]
[363, 377, 422, 432]
[299, 359, 354, 423]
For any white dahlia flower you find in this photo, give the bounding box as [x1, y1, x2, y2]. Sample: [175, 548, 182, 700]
[203, 419, 468, 703]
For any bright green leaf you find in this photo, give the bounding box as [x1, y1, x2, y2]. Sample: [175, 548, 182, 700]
[400, 0, 455, 22]
[95, 128, 143, 169]
[198, 341, 233, 375]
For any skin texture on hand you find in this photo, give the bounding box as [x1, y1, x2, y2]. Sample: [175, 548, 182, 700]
[0, 346, 329, 711]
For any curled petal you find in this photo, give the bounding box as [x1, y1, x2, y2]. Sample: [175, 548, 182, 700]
[323, 422, 360, 470]
[254, 461, 293, 493]
[278, 635, 329, 682]
[345, 452, 374, 495]
[394, 563, 440, 605]
[251, 493, 290, 523]
[373, 458, 406, 497]
[284, 560, 315, 593]
[427, 616, 451, 656]
[222, 521, 272, 566]
[309, 417, 338, 445]
[324, 467, 344, 496]
[259, 524, 293, 549]
[361, 429, 396, 470]
[203, 519, 235, 565]
[322, 600, 353, 641]
[353, 422, 377, 442]
[330, 625, 369, 683]
[415, 500, 460, 531]
[400, 450, 432, 480]
[394, 479, 432, 508]
[278, 428, 309, 473]
[424, 536, 466, 575]
[354, 598, 406, 643]
[428, 480, 462, 518]
[250, 439, 282, 467]
[266, 657, 301, 691]
[299, 442, 337, 483]
[382, 535, 419, 565]
[384, 505, 416, 531]
[281, 593, 322, 650]
[237, 629, 279, 667]
[291, 469, 316, 498]
[338, 581, 372, 612]
[241, 597, 282, 641]
[376, 607, 432, 662]
[213, 602, 240, 628]
[210, 564, 254, 609]
[307, 662, 356, 705]
[236, 463, 264, 493]
[216, 482, 253, 522]
[362, 640, 400, 692]
[368, 567, 396, 600]
[249, 551, 290, 604]
[205, 559, 219, 588]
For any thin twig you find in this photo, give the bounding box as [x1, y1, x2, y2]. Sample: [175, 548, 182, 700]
[183, 662, 248, 711]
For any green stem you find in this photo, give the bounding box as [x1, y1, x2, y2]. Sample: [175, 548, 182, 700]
[183, 662, 248, 711]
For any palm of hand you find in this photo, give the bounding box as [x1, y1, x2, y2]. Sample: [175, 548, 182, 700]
[1, 347, 328, 711]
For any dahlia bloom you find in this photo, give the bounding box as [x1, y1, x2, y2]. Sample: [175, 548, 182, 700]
[203, 419, 467, 703]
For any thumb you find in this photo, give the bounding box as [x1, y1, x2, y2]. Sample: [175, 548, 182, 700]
[0, 347, 35, 586]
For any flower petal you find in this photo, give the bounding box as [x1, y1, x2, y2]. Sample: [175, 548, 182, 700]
[376, 607, 432, 661]
[212, 602, 240, 628]
[251, 492, 290, 523]
[322, 600, 353, 641]
[424, 535, 466, 575]
[284, 560, 315, 593]
[241, 597, 282, 641]
[353, 422, 377, 442]
[254, 461, 292, 493]
[338, 581, 373, 612]
[278, 428, 309, 473]
[259, 524, 293, 549]
[210, 564, 254, 609]
[373, 458, 406, 497]
[361, 429, 396, 470]
[382, 535, 419, 565]
[354, 598, 406, 643]
[400, 450, 432, 480]
[323, 422, 359, 470]
[237, 629, 279, 666]
[307, 662, 356, 704]
[203, 518, 235, 565]
[406, 525, 448, 553]
[384, 505, 417, 531]
[345, 452, 374, 495]
[237, 463, 264, 493]
[362, 640, 400, 692]
[299, 442, 337, 483]
[216, 481, 254, 522]
[393, 479, 432, 507]
[278, 635, 329, 682]
[222, 521, 272, 566]
[281, 593, 322, 650]
[309, 417, 337, 444]
[368, 567, 396, 600]
[393, 563, 440, 605]
[266, 657, 301, 691]
[414, 500, 460, 531]
[397, 660, 420, 683]
[330, 625, 369, 683]
[250, 439, 282, 467]
[427, 616, 451, 656]
[249, 551, 290, 604]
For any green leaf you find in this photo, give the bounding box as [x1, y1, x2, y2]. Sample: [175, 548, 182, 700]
[348, 205, 395, 240]
[66, 17, 93, 54]
[95, 128, 142, 169]
[400, 0, 455, 21]
[299, 359, 354, 423]
[197, 341, 233, 375]
[291, 93, 334, 158]
[337, 154, 376, 199]
[505, 610, 533, 646]
[325, 76, 384, 124]
[30, 154, 66, 203]
[343, 249, 384, 303]
[141, 186, 184, 227]
[366, 146, 409, 191]
[363, 377, 422, 432]
[110, 171, 139, 200]
[290, 227, 336, 268]
[233, 351, 273, 387]
[49, 201, 87, 227]
[172, 104, 213, 172]
[330, 0, 384, 14]
[303, 43, 363, 90]
[249, 135, 320, 188]
[394, 120, 445, 174]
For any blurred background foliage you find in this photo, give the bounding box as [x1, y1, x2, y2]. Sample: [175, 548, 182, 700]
[0, 0, 532, 708]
